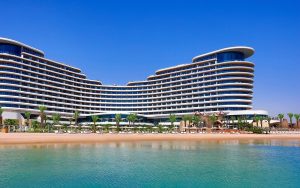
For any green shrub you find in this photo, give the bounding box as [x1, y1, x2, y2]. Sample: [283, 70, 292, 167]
[32, 120, 40, 131]
[4, 119, 18, 127]
[251, 126, 264, 134]
[158, 125, 162, 133]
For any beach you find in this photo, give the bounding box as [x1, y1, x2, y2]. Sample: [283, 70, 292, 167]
[1, 133, 300, 145]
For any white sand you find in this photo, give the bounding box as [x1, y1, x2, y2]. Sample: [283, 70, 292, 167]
[0, 133, 300, 145]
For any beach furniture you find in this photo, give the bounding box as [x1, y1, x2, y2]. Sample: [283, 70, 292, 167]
[126, 127, 134, 134]
[54, 124, 64, 134]
[162, 126, 169, 134]
[151, 126, 158, 134]
[109, 126, 117, 134]
[68, 125, 78, 134]
[96, 126, 103, 134]
[81, 125, 91, 134]
[136, 126, 144, 134]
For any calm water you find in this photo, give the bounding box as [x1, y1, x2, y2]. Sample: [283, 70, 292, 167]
[1, 140, 300, 188]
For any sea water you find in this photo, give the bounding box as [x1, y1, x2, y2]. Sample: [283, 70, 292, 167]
[0, 140, 300, 188]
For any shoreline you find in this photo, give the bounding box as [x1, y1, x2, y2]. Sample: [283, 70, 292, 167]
[1, 133, 300, 145]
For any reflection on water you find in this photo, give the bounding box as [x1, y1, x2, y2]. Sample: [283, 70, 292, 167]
[0, 139, 300, 188]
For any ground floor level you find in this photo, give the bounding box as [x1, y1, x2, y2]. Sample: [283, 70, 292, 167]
[0, 109, 280, 129]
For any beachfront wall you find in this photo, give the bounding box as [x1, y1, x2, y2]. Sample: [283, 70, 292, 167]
[0, 37, 259, 120]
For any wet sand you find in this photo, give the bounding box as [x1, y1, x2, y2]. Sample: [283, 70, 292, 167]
[0, 133, 300, 145]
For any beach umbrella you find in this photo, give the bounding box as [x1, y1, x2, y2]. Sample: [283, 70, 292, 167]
[68, 125, 78, 128]
[68, 125, 78, 133]
[81, 125, 91, 128]
[54, 124, 63, 127]
[68, 125, 78, 131]
[54, 124, 63, 133]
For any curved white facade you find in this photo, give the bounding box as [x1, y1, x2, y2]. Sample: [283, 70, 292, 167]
[0, 37, 256, 119]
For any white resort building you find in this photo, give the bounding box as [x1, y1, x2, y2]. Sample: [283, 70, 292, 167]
[0, 37, 268, 125]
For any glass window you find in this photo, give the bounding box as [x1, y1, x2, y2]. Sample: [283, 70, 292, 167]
[0, 43, 21, 56]
[217, 52, 245, 62]
[22, 47, 44, 57]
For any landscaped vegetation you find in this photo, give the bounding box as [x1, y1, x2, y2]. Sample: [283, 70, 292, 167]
[0, 106, 299, 134]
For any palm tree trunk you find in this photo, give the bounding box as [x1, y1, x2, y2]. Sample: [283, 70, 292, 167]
[0, 116, 2, 129]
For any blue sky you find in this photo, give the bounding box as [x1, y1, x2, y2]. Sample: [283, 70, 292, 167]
[1, 0, 299, 117]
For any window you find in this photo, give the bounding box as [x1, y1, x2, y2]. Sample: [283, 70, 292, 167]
[217, 52, 245, 63]
[0, 43, 21, 56]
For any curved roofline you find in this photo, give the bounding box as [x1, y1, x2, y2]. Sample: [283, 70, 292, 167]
[156, 46, 254, 74]
[0, 37, 44, 55]
[192, 46, 254, 62]
[226, 109, 268, 116]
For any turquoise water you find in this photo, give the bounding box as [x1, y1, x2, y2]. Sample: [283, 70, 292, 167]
[1, 140, 300, 188]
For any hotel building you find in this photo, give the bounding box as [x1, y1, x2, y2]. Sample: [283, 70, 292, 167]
[0, 37, 267, 124]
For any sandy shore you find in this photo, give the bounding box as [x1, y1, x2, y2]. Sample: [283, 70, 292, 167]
[0, 133, 300, 145]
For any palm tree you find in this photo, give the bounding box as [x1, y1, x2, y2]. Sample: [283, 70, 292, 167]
[127, 113, 137, 126]
[187, 115, 193, 127]
[45, 114, 50, 132]
[44, 114, 50, 125]
[278, 114, 284, 127]
[52, 113, 61, 124]
[254, 116, 260, 127]
[69, 117, 73, 125]
[24, 111, 31, 128]
[0, 107, 4, 128]
[192, 115, 200, 127]
[294, 114, 300, 128]
[126, 114, 131, 126]
[182, 115, 189, 127]
[91, 115, 98, 133]
[287, 113, 294, 128]
[38, 106, 47, 128]
[115, 114, 122, 129]
[209, 114, 217, 128]
[230, 116, 235, 127]
[131, 113, 137, 126]
[169, 114, 177, 128]
[237, 117, 242, 130]
[51, 113, 61, 133]
[267, 116, 272, 128]
[258, 116, 264, 128]
[73, 110, 80, 126]
[241, 116, 247, 129]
